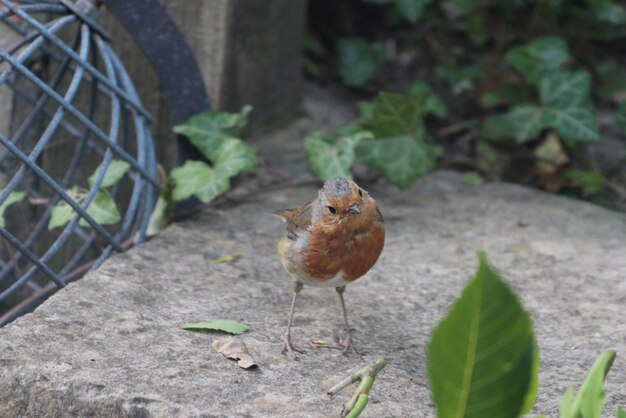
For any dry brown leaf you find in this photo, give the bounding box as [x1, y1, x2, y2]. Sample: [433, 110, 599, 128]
[211, 337, 257, 369]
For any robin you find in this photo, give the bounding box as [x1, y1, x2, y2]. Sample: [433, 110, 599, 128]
[274, 177, 385, 357]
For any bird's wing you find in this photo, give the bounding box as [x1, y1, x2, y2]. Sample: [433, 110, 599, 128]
[273, 200, 313, 239]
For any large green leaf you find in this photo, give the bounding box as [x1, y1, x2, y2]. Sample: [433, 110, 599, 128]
[427, 252, 537, 418]
[0, 191, 24, 228]
[212, 138, 258, 178]
[561, 350, 616, 418]
[88, 160, 131, 188]
[356, 135, 436, 189]
[363, 92, 427, 138]
[539, 70, 590, 109]
[171, 161, 229, 204]
[505, 36, 570, 84]
[48, 187, 84, 230]
[304, 131, 372, 181]
[338, 38, 386, 87]
[618, 406, 626, 418]
[405, 81, 448, 118]
[173, 106, 252, 161]
[543, 103, 598, 142]
[79, 189, 121, 227]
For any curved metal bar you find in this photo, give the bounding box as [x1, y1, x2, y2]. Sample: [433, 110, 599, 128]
[0, 48, 160, 188]
[1, 0, 152, 121]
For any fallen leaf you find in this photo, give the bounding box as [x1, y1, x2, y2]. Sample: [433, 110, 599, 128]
[180, 319, 249, 335]
[211, 337, 257, 369]
[310, 339, 342, 350]
[210, 253, 243, 264]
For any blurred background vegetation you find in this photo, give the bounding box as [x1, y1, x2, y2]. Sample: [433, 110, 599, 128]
[303, 0, 626, 211]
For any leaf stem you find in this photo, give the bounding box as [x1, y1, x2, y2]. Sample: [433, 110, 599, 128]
[329, 358, 386, 418]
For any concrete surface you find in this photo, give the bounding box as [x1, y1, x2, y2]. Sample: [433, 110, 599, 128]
[0, 87, 625, 417]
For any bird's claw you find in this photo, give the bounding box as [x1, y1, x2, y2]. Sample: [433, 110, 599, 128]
[340, 333, 365, 358]
[281, 331, 306, 358]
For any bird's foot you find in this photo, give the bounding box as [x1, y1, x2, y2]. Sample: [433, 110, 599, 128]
[340, 333, 365, 358]
[281, 330, 306, 358]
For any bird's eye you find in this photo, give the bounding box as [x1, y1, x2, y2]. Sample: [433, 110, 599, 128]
[358, 189, 363, 197]
[326, 206, 337, 214]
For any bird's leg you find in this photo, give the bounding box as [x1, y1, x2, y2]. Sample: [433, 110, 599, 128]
[336, 286, 363, 357]
[281, 281, 306, 357]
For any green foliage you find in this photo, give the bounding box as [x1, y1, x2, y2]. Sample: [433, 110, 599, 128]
[180, 320, 249, 335]
[493, 70, 599, 143]
[435, 63, 482, 95]
[563, 169, 605, 196]
[362, 0, 433, 23]
[618, 407, 626, 418]
[304, 87, 444, 188]
[305, 131, 373, 180]
[49, 160, 127, 230]
[460, 172, 484, 186]
[88, 160, 130, 188]
[173, 106, 252, 161]
[338, 38, 386, 87]
[172, 107, 257, 204]
[427, 252, 537, 418]
[170, 161, 229, 203]
[505, 36, 570, 84]
[0, 191, 24, 228]
[560, 350, 616, 418]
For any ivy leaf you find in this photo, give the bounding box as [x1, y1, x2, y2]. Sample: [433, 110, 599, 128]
[171, 161, 229, 204]
[78, 189, 121, 227]
[338, 38, 386, 87]
[591, 0, 626, 25]
[212, 138, 258, 178]
[363, 91, 427, 138]
[560, 351, 616, 418]
[405, 81, 447, 118]
[356, 135, 437, 189]
[505, 36, 570, 84]
[305, 131, 373, 181]
[173, 106, 252, 161]
[88, 160, 131, 188]
[180, 320, 249, 335]
[394, 0, 432, 23]
[616, 102, 626, 135]
[539, 70, 590, 108]
[48, 187, 85, 230]
[427, 252, 537, 418]
[543, 103, 598, 142]
[0, 191, 24, 228]
[507, 105, 546, 143]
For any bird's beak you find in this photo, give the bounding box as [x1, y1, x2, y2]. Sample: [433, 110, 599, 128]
[347, 203, 361, 214]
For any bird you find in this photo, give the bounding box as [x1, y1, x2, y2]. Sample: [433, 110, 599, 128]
[274, 177, 385, 357]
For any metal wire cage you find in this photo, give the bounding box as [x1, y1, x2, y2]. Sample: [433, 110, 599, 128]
[0, 0, 159, 324]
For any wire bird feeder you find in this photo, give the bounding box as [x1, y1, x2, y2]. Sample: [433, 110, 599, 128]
[0, 0, 160, 324]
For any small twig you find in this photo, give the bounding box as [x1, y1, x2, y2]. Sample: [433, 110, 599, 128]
[328, 358, 387, 418]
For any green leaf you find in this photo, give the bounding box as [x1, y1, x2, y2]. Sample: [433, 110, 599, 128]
[618, 406, 626, 418]
[539, 70, 590, 109]
[78, 189, 121, 227]
[427, 252, 537, 418]
[363, 92, 427, 138]
[405, 81, 447, 118]
[561, 386, 575, 418]
[461, 172, 484, 186]
[543, 103, 598, 142]
[394, 0, 432, 23]
[171, 161, 229, 204]
[305, 131, 373, 181]
[616, 102, 626, 135]
[520, 338, 540, 414]
[567, 351, 616, 418]
[0, 191, 25, 228]
[356, 135, 436, 189]
[173, 106, 252, 161]
[591, 0, 626, 25]
[48, 187, 85, 230]
[210, 253, 242, 264]
[563, 169, 605, 196]
[507, 105, 546, 143]
[338, 38, 386, 87]
[180, 320, 249, 335]
[88, 160, 131, 188]
[435, 63, 482, 95]
[505, 36, 570, 84]
[212, 138, 258, 178]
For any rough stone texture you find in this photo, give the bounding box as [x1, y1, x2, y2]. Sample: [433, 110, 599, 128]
[1, 86, 625, 417]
